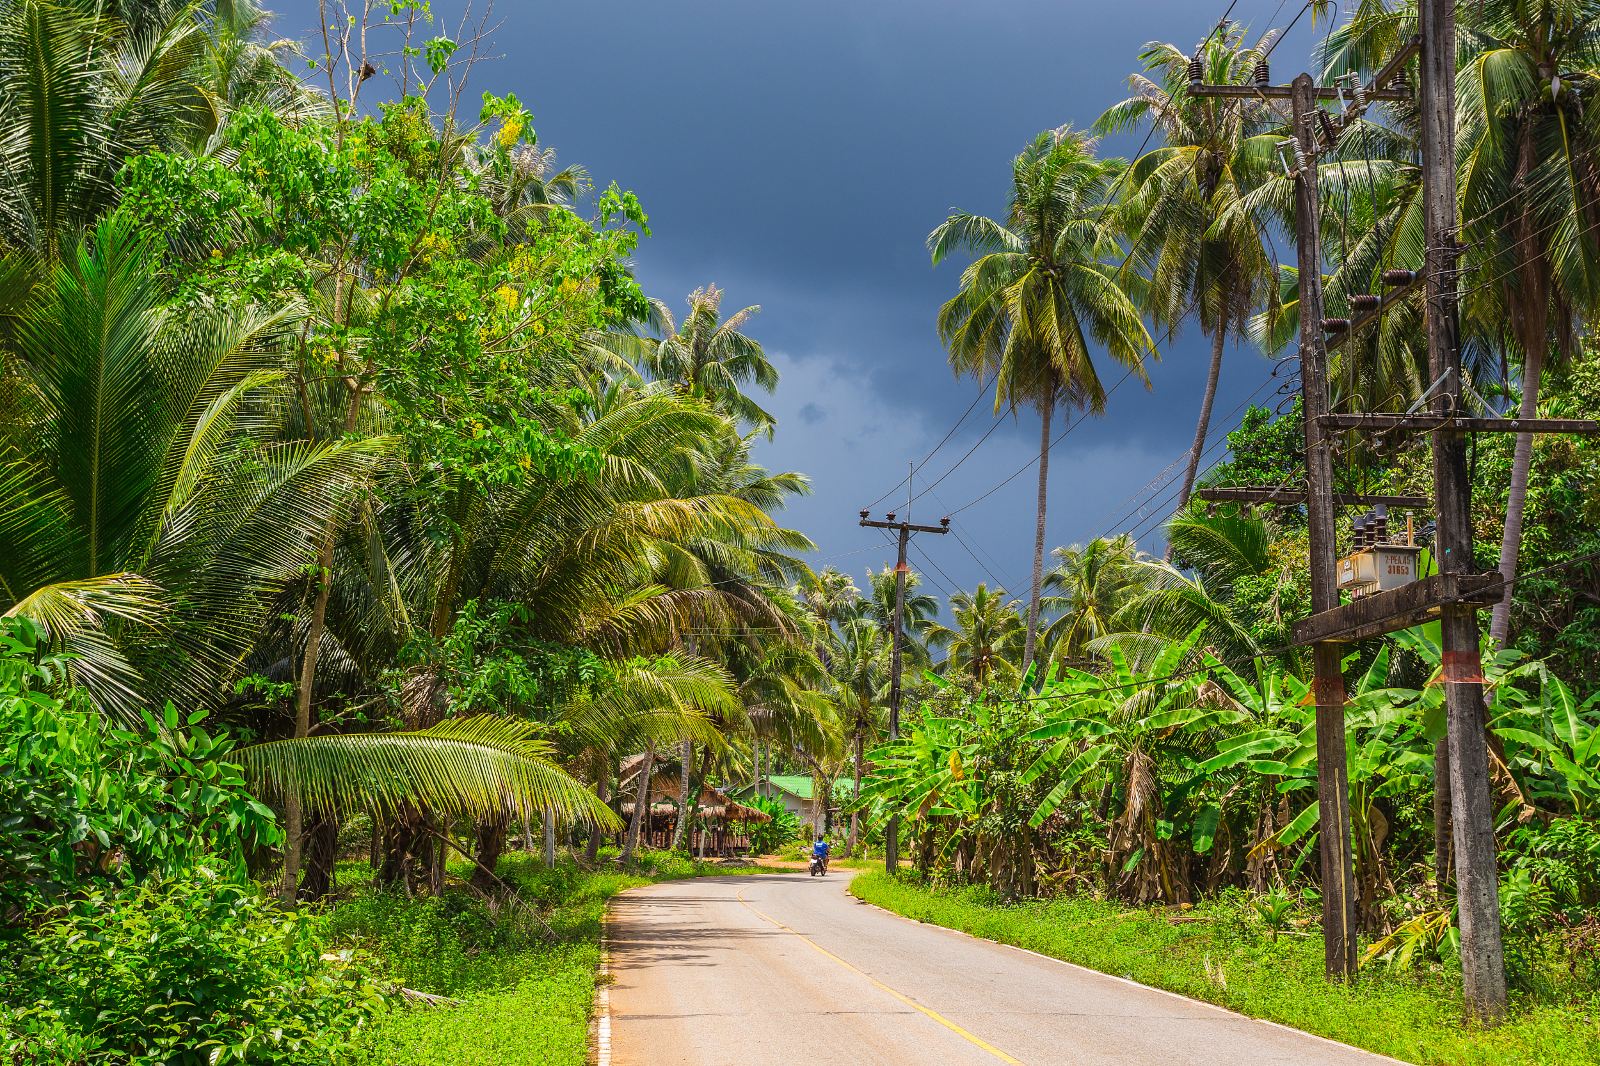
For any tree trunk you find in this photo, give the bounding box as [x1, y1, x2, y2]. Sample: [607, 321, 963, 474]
[542, 809, 557, 867]
[472, 813, 509, 895]
[1489, 345, 1544, 647]
[812, 764, 827, 837]
[622, 746, 654, 866]
[668, 741, 693, 851]
[279, 531, 336, 904]
[846, 730, 863, 856]
[298, 813, 339, 901]
[585, 773, 609, 863]
[1175, 327, 1227, 518]
[1022, 402, 1053, 673]
[380, 807, 431, 894]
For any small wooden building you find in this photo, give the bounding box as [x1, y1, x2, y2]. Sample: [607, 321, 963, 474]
[618, 760, 770, 857]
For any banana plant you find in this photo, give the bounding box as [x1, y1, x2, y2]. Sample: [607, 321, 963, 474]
[1021, 628, 1248, 901]
[858, 690, 987, 863]
[1493, 667, 1600, 819]
[1207, 645, 1434, 920]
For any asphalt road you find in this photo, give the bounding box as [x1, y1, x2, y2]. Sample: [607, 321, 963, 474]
[604, 871, 1405, 1066]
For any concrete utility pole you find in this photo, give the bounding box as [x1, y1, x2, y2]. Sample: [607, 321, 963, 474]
[1288, 73, 1359, 980]
[1418, 0, 1507, 1021]
[858, 501, 949, 875]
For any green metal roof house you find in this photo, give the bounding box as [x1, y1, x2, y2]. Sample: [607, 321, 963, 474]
[740, 775, 857, 826]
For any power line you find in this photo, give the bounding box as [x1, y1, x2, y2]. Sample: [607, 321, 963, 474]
[962, 547, 1600, 709]
[858, 0, 1246, 514]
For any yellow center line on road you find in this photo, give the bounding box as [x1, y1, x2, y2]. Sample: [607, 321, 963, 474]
[734, 890, 1024, 1065]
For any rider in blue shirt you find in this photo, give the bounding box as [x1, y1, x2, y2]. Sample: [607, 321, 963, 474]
[811, 835, 830, 871]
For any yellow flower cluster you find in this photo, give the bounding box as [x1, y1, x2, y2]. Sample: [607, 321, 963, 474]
[496, 119, 523, 149]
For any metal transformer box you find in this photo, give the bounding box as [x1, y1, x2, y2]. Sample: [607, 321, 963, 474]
[1337, 544, 1423, 597]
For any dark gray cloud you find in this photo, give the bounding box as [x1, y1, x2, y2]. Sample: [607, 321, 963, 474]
[271, 0, 1331, 598]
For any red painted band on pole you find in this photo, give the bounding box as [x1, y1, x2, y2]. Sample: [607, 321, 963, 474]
[1441, 649, 1486, 684]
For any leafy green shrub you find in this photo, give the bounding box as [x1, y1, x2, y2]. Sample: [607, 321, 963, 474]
[745, 795, 802, 854]
[325, 886, 549, 994]
[0, 619, 279, 914]
[0, 866, 380, 1065]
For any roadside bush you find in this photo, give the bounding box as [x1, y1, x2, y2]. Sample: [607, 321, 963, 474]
[0, 866, 381, 1065]
[745, 795, 802, 854]
[326, 886, 549, 994]
[0, 619, 280, 916]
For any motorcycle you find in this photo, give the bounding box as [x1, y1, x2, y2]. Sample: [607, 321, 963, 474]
[808, 853, 828, 877]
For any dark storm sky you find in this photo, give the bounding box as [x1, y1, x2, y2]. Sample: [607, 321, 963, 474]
[274, 0, 1332, 601]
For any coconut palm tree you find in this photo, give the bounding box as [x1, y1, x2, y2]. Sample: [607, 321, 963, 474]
[926, 584, 1026, 686]
[0, 218, 378, 716]
[826, 617, 888, 854]
[861, 566, 941, 668]
[929, 128, 1154, 671]
[1102, 510, 1271, 667]
[802, 566, 864, 629]
[1335, 1, 1600, 646]
[601, 285, 779, 436]
[1040, 535, 1150, 667]
[1451, 0, 1600, 646]
[1095, 26, 1279, 513]
[0, 0, 316, 255]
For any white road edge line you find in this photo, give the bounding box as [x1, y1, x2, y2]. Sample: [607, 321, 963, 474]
[848, 886, 1414, 1066]
[594, 899, 613, 1066]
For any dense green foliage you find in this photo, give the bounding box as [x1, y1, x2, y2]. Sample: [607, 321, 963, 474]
[3, 0, 1600, 1059]
[0, 621, 278, 912]
[3, 870, 380, 1066]
[0, 622, 374, 1064]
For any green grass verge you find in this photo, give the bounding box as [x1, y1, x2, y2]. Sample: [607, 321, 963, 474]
[850, 872, 1600, 1066]
[330, 850, 760, 1065]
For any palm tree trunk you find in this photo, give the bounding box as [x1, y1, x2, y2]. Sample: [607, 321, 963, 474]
[668, 740, 693, 851]
[472, 813, 509, 894]
[279, 530, 335, 904]
[622, 745, 654, 865]
[585, 771, 609, 863]
[847, 730, 864, 856]
[543, 808, 556, 867]
[1490, 346, 1544, 647]
[298, 813, 339, 901]
[1175, 327, 1226, 516]
[1022, 402, 1053, 672]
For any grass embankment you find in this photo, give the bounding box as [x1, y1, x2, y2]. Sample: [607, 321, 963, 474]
[329, 850, 758, 1065]
[851, 872, 1599, 1066]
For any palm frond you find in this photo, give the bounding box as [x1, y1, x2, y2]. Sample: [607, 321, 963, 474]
[239, 716, 619, 827]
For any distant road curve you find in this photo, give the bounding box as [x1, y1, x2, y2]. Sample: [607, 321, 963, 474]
[603, 871, 1405, 1066]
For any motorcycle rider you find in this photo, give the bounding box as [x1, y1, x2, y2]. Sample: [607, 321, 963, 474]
[810, 834, 830, 875]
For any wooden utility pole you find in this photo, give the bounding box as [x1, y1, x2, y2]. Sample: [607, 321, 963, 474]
[858, 507, 949, 874]
[1418, 0, 1507, 1021]
[1289, 73, 1360, 980]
